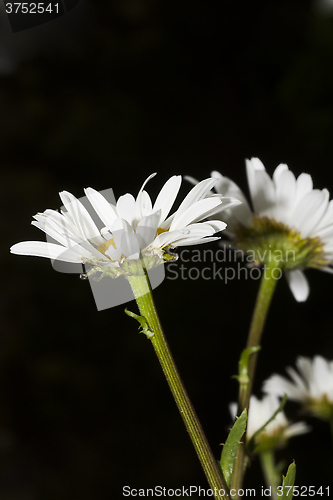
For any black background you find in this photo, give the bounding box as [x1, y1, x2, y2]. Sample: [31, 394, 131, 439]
[1, 0, 333, 498]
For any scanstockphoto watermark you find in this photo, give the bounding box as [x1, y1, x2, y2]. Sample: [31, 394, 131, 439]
[175, 247, 296, 265]
[44, 188, 292, 310]
[165, 246, 292, 282]
[167, 262, 283, 282]
[123, 485, 256, 497]
[122, 484, 330, 497]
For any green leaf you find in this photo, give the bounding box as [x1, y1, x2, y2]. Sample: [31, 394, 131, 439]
[220, 408, 247, 488]
[280, 462, 296, 500]
[234, 346, 261, 385]
[124, 309, 154, 338]
[247, 394, 288, 453]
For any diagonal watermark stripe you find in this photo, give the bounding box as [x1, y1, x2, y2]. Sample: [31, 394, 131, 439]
[45, 187, 165, 311]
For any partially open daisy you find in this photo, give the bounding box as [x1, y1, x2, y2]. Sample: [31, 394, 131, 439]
[210, 158, 333, 301]
[10, 173, 240, 278]
[230, 394, 310, 452]
[263, 355, 333, 421]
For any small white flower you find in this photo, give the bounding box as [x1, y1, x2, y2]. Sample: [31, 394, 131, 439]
[10, 173, 240, 278]
[230, 394, 310, 452]
[210, 158, 333, 301]
[263, 356, 333, 421]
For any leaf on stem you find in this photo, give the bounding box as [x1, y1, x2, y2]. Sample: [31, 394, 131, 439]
[220, 408, 247, 488]
[124, 308, 154, 338]
[280, 462, 296, 500]
[234, 346, 261, 385]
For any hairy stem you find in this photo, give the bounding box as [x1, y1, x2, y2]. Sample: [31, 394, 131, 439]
[127, 271, 230, 500]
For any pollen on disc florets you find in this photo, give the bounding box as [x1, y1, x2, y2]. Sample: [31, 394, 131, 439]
[233, 216, 329, 270]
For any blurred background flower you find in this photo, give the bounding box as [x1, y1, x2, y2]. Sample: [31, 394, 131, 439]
[2, 1, 333, 497]
[264, 355, 333, 420]
[230, 395, 309, 453]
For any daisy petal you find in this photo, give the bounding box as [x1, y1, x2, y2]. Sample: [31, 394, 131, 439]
[291, 189, 329, 237]
[294, 173, 313, 206]
[246, 158, 276, 215]
[112, 218, 140, 258]
[314, 199, 333, 233]
[137, 173, 157, 196]
[263, 374, 307, 402]
[10, 241, 83, 263]
[204, 220, 227, 232]
[175, 236, 220, 246]
[136, 213, 160, 248]
[285, 270, 310, 302]
[59, 191, 101, 242]
[174, 178, 218, 220]
[136, 190, 153, 221]
[150, 230, 185, 248]
[272, 163, 289, 182]
[153, 175, 182, 226]
[116, 194, 136, 225]
[170, 198, 223, 230]
[84, 187, 118, 227]
[210, 171, 252, 226]
[274, 169, 296, 223]
[319, 266, 333, 274]
[31, 218, 71, 247]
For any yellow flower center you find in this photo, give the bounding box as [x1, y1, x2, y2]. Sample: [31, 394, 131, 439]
[95, 227, 171, 264]
[96, 238, 116, 258]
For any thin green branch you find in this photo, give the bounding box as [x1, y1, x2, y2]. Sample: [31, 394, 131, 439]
[127, 270, 230, 500]
[231, 260, 280, 496]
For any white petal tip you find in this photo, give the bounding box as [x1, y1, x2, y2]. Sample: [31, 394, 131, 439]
[286, 270, 310, 302]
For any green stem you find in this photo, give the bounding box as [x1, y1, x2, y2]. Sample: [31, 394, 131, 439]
[231, 260, 280, 496]
[239, 260, 280, 411]
[259, 450, 280, 500]
[127, 271, 230, 500]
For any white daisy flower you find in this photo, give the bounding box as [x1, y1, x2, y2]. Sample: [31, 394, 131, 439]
[230, 394, 310, 452]
[263, 355, 333, 421]
[210, 158, 333, 301]
[10, 173, 240, 278]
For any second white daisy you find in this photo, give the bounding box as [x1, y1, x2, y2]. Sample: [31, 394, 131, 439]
[210, 158, 333, 301]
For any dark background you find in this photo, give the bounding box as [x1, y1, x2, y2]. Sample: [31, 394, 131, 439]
[1, 0, 333, 498]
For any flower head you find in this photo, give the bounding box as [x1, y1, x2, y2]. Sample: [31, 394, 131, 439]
[263, 355, 333, 421]
[210, 158, 333, 301]
[10, 173, 240, 278]
[230, 394, 310, 452]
